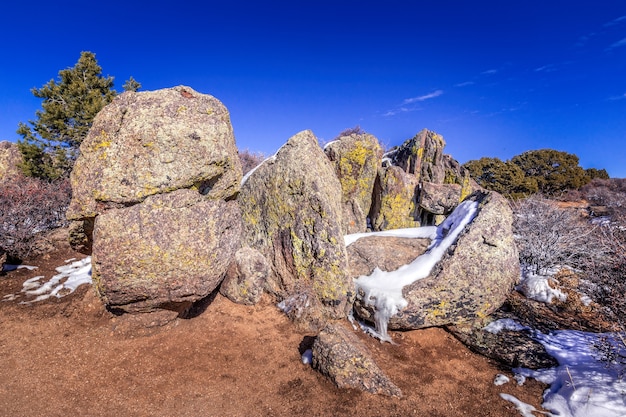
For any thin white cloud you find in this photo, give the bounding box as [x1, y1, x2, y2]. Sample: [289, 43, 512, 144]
[534, 64, 556, 72]
[607, 37, 626, 50]
[604, 15, 626, 27]
[482, 69, 498, 75]
[402, 90, 443, 104]
[455, 81, 474, 87]
[383, 107, 414, 117]
[608, 93, 626, 101]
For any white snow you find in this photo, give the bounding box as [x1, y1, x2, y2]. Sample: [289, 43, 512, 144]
[301, 349, 313, 365]
[516, 268, 567, 304]
[240, 154, 276, 186]
[354, 199, 479, 342]
[494, 374, 511, 386]
[344, 226, 437, 247]
[512, 330, 626, 417]
[2, 257, 92, 304]
[484, 318, 530, 334]
[499, 393, 547, 417]
[1, 264, 38, 272]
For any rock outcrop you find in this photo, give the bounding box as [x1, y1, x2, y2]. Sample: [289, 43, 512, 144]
[312, 323, 402, 397]
[324, 133, 383, 234]
[0, 141, 22, 183]
[238, 130, 353, 329]
[354, 191, 519, 330]
[369, 166, 420, 231]
[67, 86, 243, 313]
[370, 129, 476, 228]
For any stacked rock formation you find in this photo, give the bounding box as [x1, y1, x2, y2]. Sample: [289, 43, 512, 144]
[67, 86, 242, 314]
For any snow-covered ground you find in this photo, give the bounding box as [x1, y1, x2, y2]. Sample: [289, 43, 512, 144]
[2, 257, 92, 303]
[489, 319, 626, 417]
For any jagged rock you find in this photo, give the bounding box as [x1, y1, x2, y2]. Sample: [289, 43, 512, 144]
[419, 182, 463, 216]
[92, 189, 241, 313]
[347, 236, 430, 277]
[220, 247, 269, 305]
[312, 323, 402, 397]
[354, 191, 519, 330]
[238, 130, 353, 330]
[386, 129, 446, 183]
[369, 166, 420, 231]
[67, 85, 241, 222]
[447, 321, 558, 369]
[0, 141, 22, 183]
[324, 133, 383, 234]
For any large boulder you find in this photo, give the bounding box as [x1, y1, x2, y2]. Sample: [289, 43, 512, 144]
[92, 189, 241, 313]
[324, 133, 383, 234]
[312, 323, 402, 397]
[0, 141, 22, 183]
[238, 130, 353, 329]
[67, 86, 243, 313]
[354, 191, 519, 330]
[347, 236, 430, 277]
[369, 166, 420, 231]
[67, 85, 241, 221]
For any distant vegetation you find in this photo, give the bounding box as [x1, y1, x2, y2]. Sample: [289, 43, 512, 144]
[17, 51, 140, 181]
[464, 149, 609, 199]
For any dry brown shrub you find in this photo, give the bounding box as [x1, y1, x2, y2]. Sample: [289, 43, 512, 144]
[238, 149, 265, 176]
[0, 175, 71, 260]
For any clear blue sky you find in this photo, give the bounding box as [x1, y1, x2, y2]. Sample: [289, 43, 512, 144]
[1, 1, 625, 177]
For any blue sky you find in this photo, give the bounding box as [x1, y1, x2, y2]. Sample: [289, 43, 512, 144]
[1, 1, 625, 177]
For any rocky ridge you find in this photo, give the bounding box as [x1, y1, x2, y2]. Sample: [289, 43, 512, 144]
[61, 86, 543, 395]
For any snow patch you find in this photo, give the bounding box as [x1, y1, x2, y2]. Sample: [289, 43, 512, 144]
[499, 393, 545, 417]
[301, 349, 313, 365]
[344, 226, 437, 247]
[483, 319, 529, 334]
[5, 257, 92, 304]
[494, 374, 510, 386]
[514, 330, 626, 417]
[1, 264, 38, 272]
[516, 269, 567, 304]
[355, 200, 479, 342]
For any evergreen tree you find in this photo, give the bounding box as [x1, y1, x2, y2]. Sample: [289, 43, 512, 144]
[463, 157, 538, 199]
[122, 76, 142, 92]
[17, 51, 117, 180]
[511, 149, 590, 195]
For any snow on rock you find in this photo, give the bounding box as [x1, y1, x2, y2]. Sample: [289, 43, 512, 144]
[354, 199, 479, 342]
[344, 226, 437, 247]
[516, 268, 567, 304]
[483, 319, 530, 334]
[514, 330, 626, 417]
[15, 257, 92, 304]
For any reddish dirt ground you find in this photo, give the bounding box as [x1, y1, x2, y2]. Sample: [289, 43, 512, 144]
[0, 236, 547, 417]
